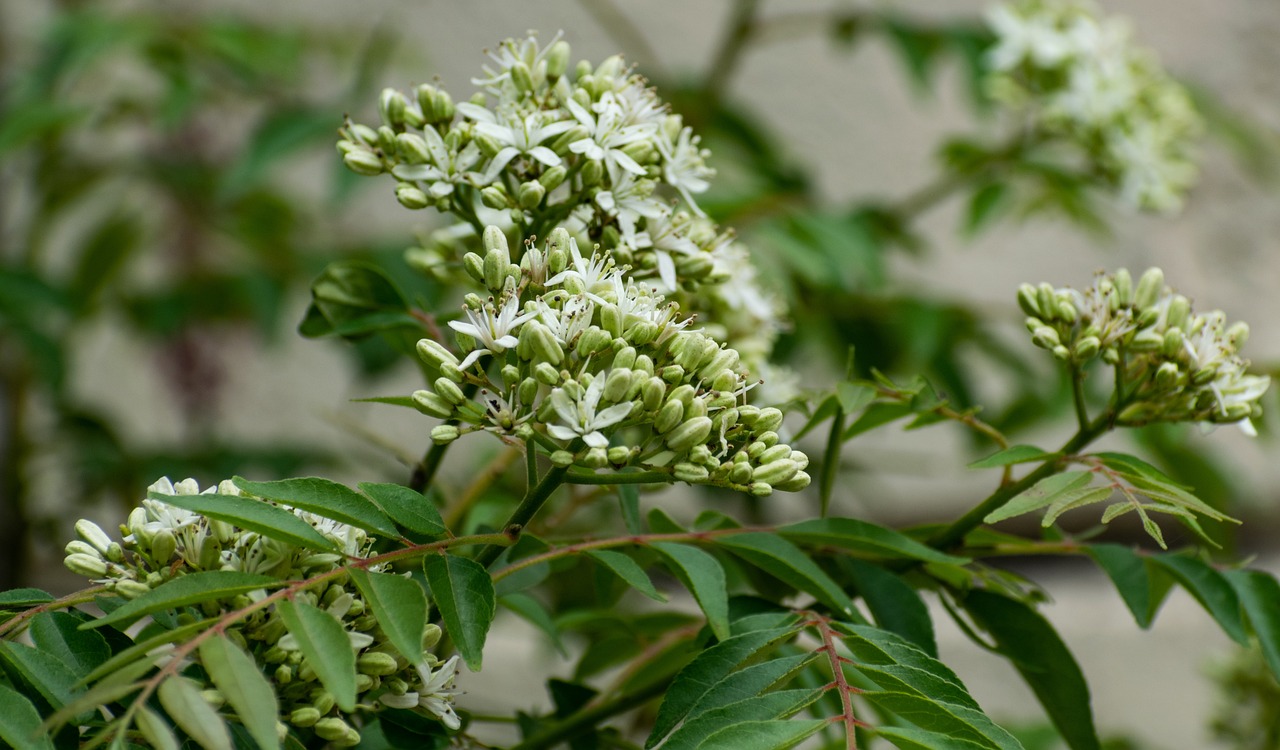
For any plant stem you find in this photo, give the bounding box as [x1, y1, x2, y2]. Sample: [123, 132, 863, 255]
[474, 464, 570, 567]
[409, 440, 450, 494]
[820, 406, 845, 518]
[1070, 363, 1090, 433]
[927, 411, 1111, 551]
[563, 470, 671, 485]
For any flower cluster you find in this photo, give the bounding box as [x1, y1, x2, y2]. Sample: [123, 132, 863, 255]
[413, 226, 811, 495]
[63, 477, 461, 745]
[1019, 268, 1269, 434]
[338, 32, 789, 400]
[985, 0, 1202, 212]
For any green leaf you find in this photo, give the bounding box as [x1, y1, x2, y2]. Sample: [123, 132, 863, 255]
[134, 705, 180, 750]
[276, 599, 358, 712]
[588, 550, 666, 602]
[1042, 487, 1114, 527]
[650, 542, 731, 641]
[718, 533, 851, 615]
[84, 572, 279, 630]
[967, 445, 1057, 470]
[662, 690, 824, 750]
[843, 402, 915, 439]
[844, 558, 937, 657]
[146, 490, 338, 553]
[647, 625, 803, 748]
[619, 485, 644, 535]
[157, 675, 233, 750]
[836, 624, 979, 712]
[696, 719, 827, 750]
[963, 182, 1012, 236]
[1147, 555, 1247, 645]
[983, 471, 1092, 524]
[682, 653, 817, 723]
[304, 260, 414, 343]
[859, 690, 1022, 750]
[1225, 569, 1280, 680]
[964, 590, 1099, 750]
[1085, 544, 1171, 629]
[349, 568, 429, 664]
[778, 518, 968, 565]
[29, 612, 111, 676]
[69, 213, 141, 311]
[198, 635, 281, 750]
[422, 552, 495, 671]
[0, 588, 53, 609]
[500, 593, 566, 655]
[234, 476, 398, 537]
[358, 482, 446, 537]
[0, 684, 56, 750]
[793, 394, 839, 442]
[876, 726, 995, 750]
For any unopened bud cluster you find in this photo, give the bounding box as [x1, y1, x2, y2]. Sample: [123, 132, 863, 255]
[414, 226, 810, 496]
[1020, 268, 1269, 434]
[985, 0, 1202, 213]
[64, 477, 462, 741]
[338, 32, 790, 401]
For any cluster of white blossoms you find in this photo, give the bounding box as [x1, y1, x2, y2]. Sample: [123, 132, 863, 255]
[64, 477, 462, 745]
[413, 226, 811, 495]
[1019, 268, 1269, 434]
[338, 32, 791, 402]
[985, 0, 1202, 212]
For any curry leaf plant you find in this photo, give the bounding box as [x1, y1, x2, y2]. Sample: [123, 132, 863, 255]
[2, 5, 1277, 750]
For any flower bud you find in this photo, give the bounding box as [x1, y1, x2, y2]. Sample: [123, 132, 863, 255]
[396, 185, 431, 209]
[413, 390, 454, 419]
[728, 462, 753, 485]
[773, 471, 812, 492]
[753, 459, 800, 486]
[481, 185, 509, 209]
[551, 450, 576, 467]
[604, 368, 632, 403]
[576, 327, 613, 357]
[518, 376, 540, 406]
[76, 520, 114, 555]
[343, 149, 384, 176]
[607, 446, 632, 465]
[1154, 362, 1180, 390]
[641, 377, 666, 411]
[546, 41, 572, 79]
[1161, 328, 1185, 359]
[539, 165, 567, 192]
[423, 623, 443, 649]
[65, 553, 108, 578]
[431, 425, 460, 444]
[674, 463, 709, 483]
[581, 159, 604, 187]
[749, 482, 773, 497]
[758, 444, 791, 465]
[755, 408, 784, 433]
[1129, 330, 1163, 352]
[661, 365, 685, 384]
[583, 447, 609, 469]
[358, 651, 400, 676]
[654, 400, 685, 433]
[1133, 268, 1164, 310]
[417, 84, 455, 125]
[1113, 268, 1133, 306]
[379, 88, 408, 127]
[621, 140, 655, 165]
[150, 529, 177, 564]
[315, 717, 356, 742]
[666, 416, 713, 452]
[524, 321, 565, 365]
[532, 361, 561, 386]
[627, 321, 659, 346]
[418, 338, 460, 370]
[1031, 326, 1060, 350]
[349, 123, 379, 146]
[1073, 336, 1101, 362]
[1016, 284, 1041, 317]
[396, 133, 431, 165]
[518, 180, 546, 209]
[112, 579, 151, 600]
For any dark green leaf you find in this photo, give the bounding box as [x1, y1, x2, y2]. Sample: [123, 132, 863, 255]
[0, 640, 82, 711]
[967, 445, 1057, 470]
[157, 675, 232, 750]
[718, 532, 851, 615]
[69, 213, 141, 310]
[964, 182, 1012, 236]
[500, 593, 565, 655]
[983, 471, 1093, 524]
[359, 482, 446, 537]
[696, 719, 828, 750]
[647, 625, 802, 747]
[85, 572, 279, 630]
[964, 590, 1099, 750]
[843, 402, 915, 439]
[682, 653, 816, 723]
[29, 612, 111, 675]
[662, 689, 824, 750]
[650, 542, 730, 641]
[422, 552, 495, 671]
[837, 624, 979, 712]
[349, 569, 429, 664]
[275, 599, 358, 712]
[1085, 544, 1172, 629]
[146, 490, 338, 553]
[0, 683, 57, 750]
[618, 485, 643, 534]
[1225, 569, 1280, 681]
[234, 476, 398, 537]
[779, 518, 968, 565]
[647, 508, 686, 534]
[1148, 555, 1247, 645]
[876, 726, 995, 750]
[0, 588, 53, 609]
[198, 635, 280, 750]
[844, 558, 937, 656]
[860, 690, 1022, 750]
[588, 550, 666, 602]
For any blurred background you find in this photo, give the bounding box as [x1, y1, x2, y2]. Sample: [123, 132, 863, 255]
[3, 1, 1280, 747]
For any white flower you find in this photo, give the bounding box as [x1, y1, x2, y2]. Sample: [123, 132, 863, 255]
[544, 237, 622, 299]
[641, 211, 702, 291]
[477, 388, 531, 432]
[458, 104, 574, 181]
[547, 377, 633, 448]
[537, 294, 596, 345]
[472, 32, 564, 99]
[985, 3, 1075, 72]
[379, 655, 463, 730]
[391, 126, 485, 197]
[449, 296, 538, 370]
[595, 172, 666, 250]
[656, 122, 714, 216]
[566, 93, 654, 182]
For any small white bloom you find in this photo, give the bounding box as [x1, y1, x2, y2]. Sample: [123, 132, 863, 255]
[656, 122, 714, 216]
[566, 93, 654, 183]
[547, 377, 633, 448]
[449, 296, 538, 370]
[458, 104, 574, 181]
[380, 655, 463, 730]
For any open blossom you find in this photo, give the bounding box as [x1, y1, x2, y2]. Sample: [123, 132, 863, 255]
[458, 104, 574, 180]
[449, 295, 538, 370]
[657, 120, 714, 216]
[380, 656, 463, 730]
[566, 93, 654, 182]
[547, 377, 634, 448]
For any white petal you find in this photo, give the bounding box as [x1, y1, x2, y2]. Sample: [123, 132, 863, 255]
[529, 146, 561, 167]
[456, 102, 496, 123]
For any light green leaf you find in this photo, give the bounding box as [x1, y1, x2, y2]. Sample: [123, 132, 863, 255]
[967, 445, 1057, 469]
[349, 569, 428, 664]
[1225, 569, 1280, 681]
[134, 706, 180, 750]
[29, 612, 110, 675]
[835, 624, 978, 712]
[662, 689, 824, 750]
[1042, 487, 1114, 526]
[588, 550, 666, 602]
[146, 490, 337, 553]
[276, 599, 357, 712]
[84, 572, 278, 630]
[717, 532, 852, 615]
[696, 719, 827, 750]
[650, 542, 730, 641]
[1148, 555, 1247, 645]
[844, 558, 937, 657]
[779, 518, 967, 565]
[983, 471, 1092, 524]
[198, 635, 281, 750]
[1086, 544, 1171, 629]
[876, 725, 995, 750]
[358, 482, 446, 536]
[964, 590, 1100, 750]
[0, 684, 56, 750]
[647, 625, 801, 747]
[157, 675, 232, 750]
[423, 552, 495, 671]
[234, 476, 398, 537]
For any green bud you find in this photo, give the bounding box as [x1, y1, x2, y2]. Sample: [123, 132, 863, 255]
[641, 377, 666, 411]
[1113, 268, 1133, 306]
[396, 133, 431, 164]
[736, 405, 760, 426]
[1166, 295, 1191, 331]
[612, 346, 638, 370]
[423, 623, 443, 649]
[749, 482, 773, 497]
[384, 677, 410, 696]
[413, 390, 454, 419]
[1191, 364, 1219, 386]
[773, 471, 812, 492]
[65, 553, 107, 578]
[546, 449, 573, 467]
[526, 321, 565, 365]
[113, 579, 151, 600]
[666, 416, 713, 452]
[1154, 362, 1180, 390]
[698, 348, 739, 381]
[676, 253, 715, 279]
[533, 361, 561, 386]
[581, 159, 604, 187]
[666, 384, 695, 408]
[1016, 283, 1041, 317]
[1134, 268, 1164, 310]
[546, 41, 571, 79]
[753, 459, 799, 486]
[481, 185, 509, 209]
[275, 664, 293, 685]
[419, 85, 455, 125]
[311, 690, 336, 715]
[1056, 299, 1078, 323]
[1129, 330, 1163, 352]
[711, 369, 739, 394]
[76, 519, 114, 555]
[621, 139, 655, 165]
[755, 408, 784, 433]
[1226, 321, 1249, 349]
[674, 462, 709, 483]
[539, 165, 567, 191]
[315, 717, 356, 742]
[1052, 344, 1070, 360]
[64, 540, 100, 558]
[511, 61, 535, 94]
[376, 126, 398, 154]
[627, 321, 659, 346]
[758, 444, 791, 465]
[685, 397, 708, 420]
[431, 425, 460, 444]
[358, 651, 400, 676]
[343, 149, 384, 176]
[518, 180, 546, 209]
[349, 123, 379, 146]
[1073, 336, 1101, 362]
[1036, 283, 1057, 322]
[396, 185, 431, 209]
[607, 446, 632, 465]
[150, 529, 177, 565]
[462, 252, 486, 283]
[1031, 326, 1060, 350]
[429, 378, 463, 406]
[583, 447, 609, 468]
[655, 400, 685, 433]
[576, 327, 613, 357]
[519, 376, 540, 407]
[379, 88, 408, 127]
[1161, 328, 1185, 359]
[661, 365, 685, 384]
[729, 462, 753, 485]
[418, 338, 460, 370]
